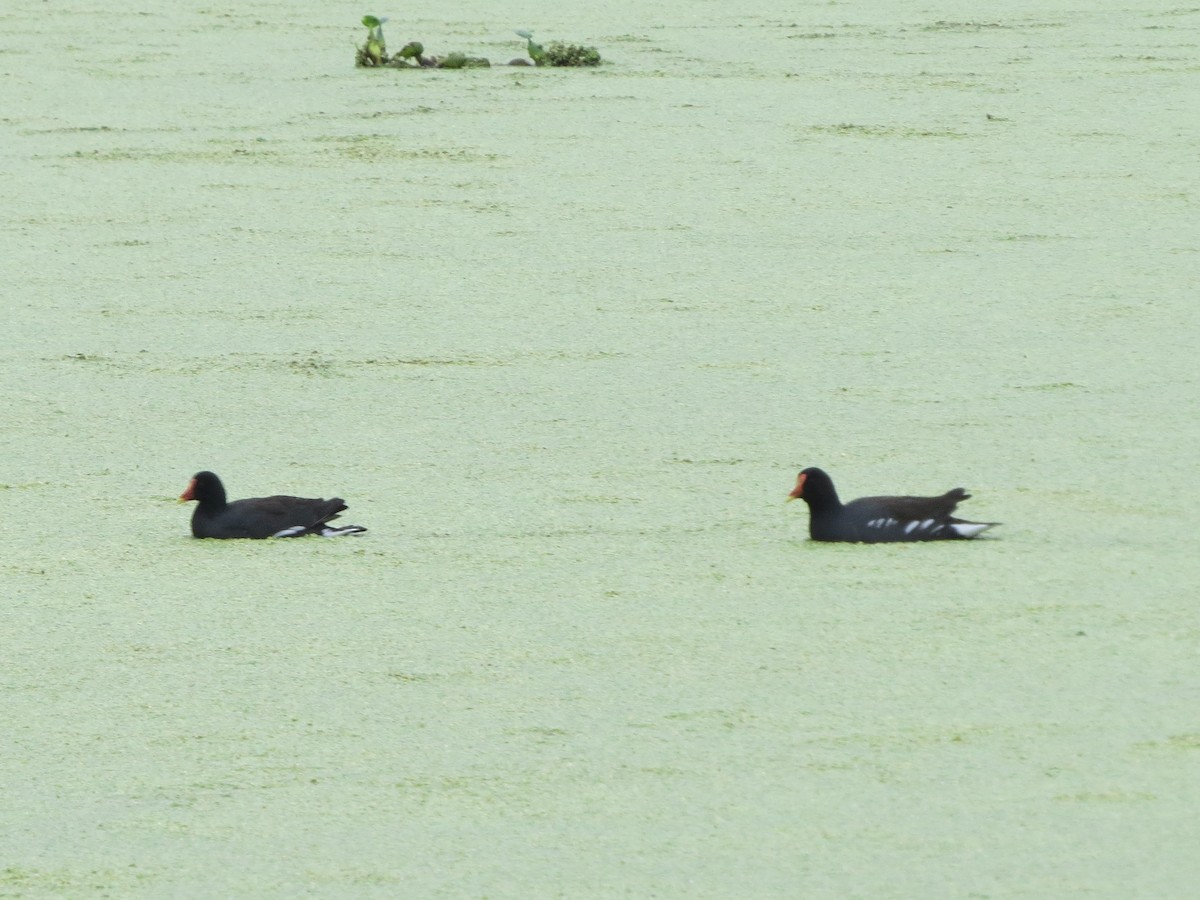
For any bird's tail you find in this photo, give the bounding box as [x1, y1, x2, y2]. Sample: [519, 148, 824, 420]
[318, 524, 368, 537]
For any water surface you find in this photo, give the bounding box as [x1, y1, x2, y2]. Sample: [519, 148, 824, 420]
[2, 1, 1198, 896]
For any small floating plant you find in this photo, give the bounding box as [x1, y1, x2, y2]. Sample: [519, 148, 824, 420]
[397, 41, 424, 64]
[514, 29, 547, 66]
[356, 15, 388, 67]
[434, 52, 491, 69]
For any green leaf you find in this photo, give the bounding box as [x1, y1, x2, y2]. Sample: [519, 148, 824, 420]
[362, 15, 380, 28]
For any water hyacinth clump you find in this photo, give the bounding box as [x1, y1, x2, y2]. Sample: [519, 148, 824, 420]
[514, 30, 602, 67]
[435, 52, 491, 69]
[544, 41, 602, 67]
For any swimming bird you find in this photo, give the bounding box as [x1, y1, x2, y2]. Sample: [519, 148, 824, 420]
[179, 471, 367, 539]
[787, 467, 997, 543]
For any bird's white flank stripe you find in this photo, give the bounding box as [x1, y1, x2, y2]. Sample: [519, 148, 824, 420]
[904, 520, 920, 534]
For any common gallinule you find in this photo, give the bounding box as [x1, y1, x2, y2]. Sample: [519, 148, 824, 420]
[179, 471, 367, 539]
[788, 467, 997, 543]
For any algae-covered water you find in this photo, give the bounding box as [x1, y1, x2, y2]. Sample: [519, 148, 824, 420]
[3, 1, 1199, 896]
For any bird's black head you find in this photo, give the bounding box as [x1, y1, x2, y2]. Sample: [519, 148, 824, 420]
[787, 467, 840, 508]
[180, 470, 227, 506]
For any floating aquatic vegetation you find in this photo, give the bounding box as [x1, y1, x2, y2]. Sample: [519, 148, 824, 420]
[515, 30, 602, 67]
[515, 29, 548, 66]
[434, 52, 491, 69]
[398, 41, 424, 63]
[355, 15, 388, 67]
[355, 18, 601, 70]
[544, 41, 602, 67]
